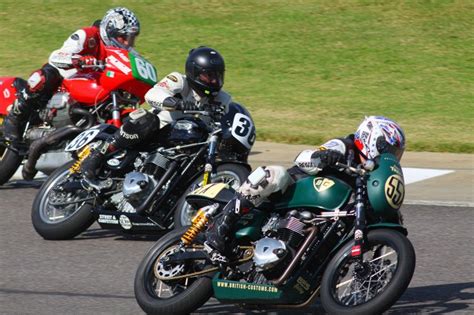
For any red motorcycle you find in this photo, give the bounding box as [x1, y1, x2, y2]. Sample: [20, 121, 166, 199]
[0, 47, 157, 184]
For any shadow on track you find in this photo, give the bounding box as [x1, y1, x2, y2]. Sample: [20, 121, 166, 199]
[389, 282, 474, 314]
[195, 282, 474, 314]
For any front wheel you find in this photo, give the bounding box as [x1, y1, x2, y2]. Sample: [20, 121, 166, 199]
[320, 229, 416, 315]
[0, 116, 24, 185]
[134, 227, 213, 315]
[174, 163, 250, 228]
[0, 148, 23, 185]
[31, 161, 96, 240]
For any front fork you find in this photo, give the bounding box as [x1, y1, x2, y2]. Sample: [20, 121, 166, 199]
[201, 134, 218, 186]
[352, 175, 367, 263]
[111, 92, 122, 128]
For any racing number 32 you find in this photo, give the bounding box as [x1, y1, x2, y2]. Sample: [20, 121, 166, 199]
[231, 113, 254, 149]
[234, 116, 251, 137]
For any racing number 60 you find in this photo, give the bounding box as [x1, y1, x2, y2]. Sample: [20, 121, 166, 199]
[135, 58, 157, 82]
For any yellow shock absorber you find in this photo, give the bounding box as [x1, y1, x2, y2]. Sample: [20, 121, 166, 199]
[69, 145, 91, 174]
[181, 208, 209, 245]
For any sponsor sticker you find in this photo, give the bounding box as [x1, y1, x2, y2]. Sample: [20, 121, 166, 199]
[98, 214, 118, 224]
[216, 281, 279, 293]
[313, 177, 335, 192]
[88, 37, 97, 48]
[119, 215, 132, 230]
[166, 74, 178, 82]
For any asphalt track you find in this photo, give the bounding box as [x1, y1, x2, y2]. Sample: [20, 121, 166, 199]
[1, 180, 473, 314]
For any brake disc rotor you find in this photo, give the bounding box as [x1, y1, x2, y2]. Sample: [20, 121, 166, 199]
[153, 245, 185, 280]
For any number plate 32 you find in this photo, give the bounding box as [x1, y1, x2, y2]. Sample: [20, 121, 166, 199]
[231, 113, 255, 149]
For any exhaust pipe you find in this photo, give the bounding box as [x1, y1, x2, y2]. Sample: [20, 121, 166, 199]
[22, 109, 96, 180]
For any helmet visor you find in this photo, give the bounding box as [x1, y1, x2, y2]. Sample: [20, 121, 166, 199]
[196, 71, 224, 91]
[111, 33, 138, 49]
[376, 136, 405, 161]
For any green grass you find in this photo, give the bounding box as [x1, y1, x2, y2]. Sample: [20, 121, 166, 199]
[0, 0, 473, 153]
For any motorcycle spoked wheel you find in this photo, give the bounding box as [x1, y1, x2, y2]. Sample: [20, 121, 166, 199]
[31, 161, 96, 240]
[174, 163, 249, 228]
[320, 229, 416, 315]
[134, 226, 214, 315]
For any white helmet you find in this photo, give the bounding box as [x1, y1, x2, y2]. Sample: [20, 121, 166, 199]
[100, 7, 140, 49]
[354, 116, 406, 160]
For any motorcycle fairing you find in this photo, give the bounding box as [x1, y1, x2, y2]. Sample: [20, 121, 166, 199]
[0, 77, 18, 116]
[367, 153, 405, 218]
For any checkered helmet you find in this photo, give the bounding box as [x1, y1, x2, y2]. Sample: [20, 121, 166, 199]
[354, 116, 406, 160]
[100, 7, 140, 49]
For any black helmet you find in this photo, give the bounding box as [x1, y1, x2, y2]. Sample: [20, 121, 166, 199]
[185, 46, 225, 97]
[100, 7, 140, 50]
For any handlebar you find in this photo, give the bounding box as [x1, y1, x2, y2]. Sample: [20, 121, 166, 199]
[336, 159, 375, 176]
[182, 110, 212, 116]
[81, 63, 106, 70]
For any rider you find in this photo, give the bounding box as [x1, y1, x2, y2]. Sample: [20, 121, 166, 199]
[80, 46, 233, 182]
[205, 116, 406, 260]
[3, 7, 140, 142]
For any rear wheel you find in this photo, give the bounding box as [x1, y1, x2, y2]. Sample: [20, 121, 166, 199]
[31, 161, 96, 240]
[134, 227, 213, 315]
[320, 229, 416, 315]
[174, 163, 249, 228]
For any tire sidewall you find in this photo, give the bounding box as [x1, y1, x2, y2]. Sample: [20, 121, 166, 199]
[320, 229, 416, 315]
[0, 148, 23, 185]
[31, 161, 95, 240]
[134, 227, 213, 315]
[173, 163, 250, 228]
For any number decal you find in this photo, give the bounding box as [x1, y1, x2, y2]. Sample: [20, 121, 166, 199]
[235, 116, 251, 137]
[191, 183, 229, 198]
[231, 113, 255, 149]
[129, 53, 158, 86]
[65, 128, 101, 152]
[385, 174, 405, 209]
[135, 58, 157, 82]
[3, 88, 10, 98]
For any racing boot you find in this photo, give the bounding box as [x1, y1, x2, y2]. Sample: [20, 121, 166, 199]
[3, 97, 30, 142]
[205, 194, 254, 263]
[79, 141, 115, 191]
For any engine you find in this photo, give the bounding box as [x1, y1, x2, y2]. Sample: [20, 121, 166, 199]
[252, 210, 315, 279]
[108, 151, 171, 211]
[41, 92, 75, 127]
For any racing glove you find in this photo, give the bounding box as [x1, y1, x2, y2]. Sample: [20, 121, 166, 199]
[162, 97, 197, 111]
[312, 149, 345, 168]
[72, 55, 99, 68]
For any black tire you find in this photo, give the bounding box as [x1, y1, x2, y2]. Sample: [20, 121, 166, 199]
[0, 148, 23, 185]
[134, 226, 213, 315]
[320, 229, 416, 315]
[31, 161, 95, 240]
[174, 163, 250, 228]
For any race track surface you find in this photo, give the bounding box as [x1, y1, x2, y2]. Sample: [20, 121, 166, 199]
[1, 182, 473, 314]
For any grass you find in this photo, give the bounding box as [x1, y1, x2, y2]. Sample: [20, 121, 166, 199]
[0, 0, 472, 153]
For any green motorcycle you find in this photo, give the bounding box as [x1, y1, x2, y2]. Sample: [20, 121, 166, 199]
[134, 153, 416, 315]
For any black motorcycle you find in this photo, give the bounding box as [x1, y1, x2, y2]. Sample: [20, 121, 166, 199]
[31, 103, 255, 240]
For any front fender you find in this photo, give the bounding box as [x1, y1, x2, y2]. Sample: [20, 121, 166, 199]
[368, 222, 408, 236]
[329, 223, 408, 258]
[216, 160, 252, 172]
